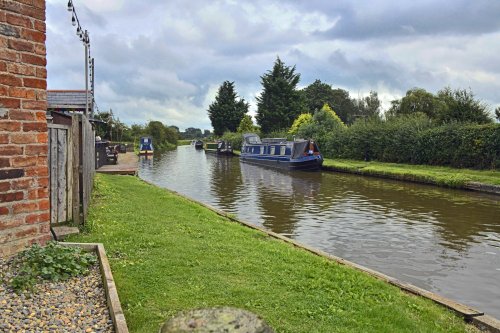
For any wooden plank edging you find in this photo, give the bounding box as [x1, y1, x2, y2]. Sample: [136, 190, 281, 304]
[138, 178, 499, 332]
[60, 242, 129, 333]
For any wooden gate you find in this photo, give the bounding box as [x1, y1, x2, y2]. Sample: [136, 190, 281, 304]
[48, 123, 74, 224]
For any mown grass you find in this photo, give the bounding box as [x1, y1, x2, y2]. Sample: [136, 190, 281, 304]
[323, 158, 500, 188]
[68, 174, 478, 333]
[177, 139, 193, 146]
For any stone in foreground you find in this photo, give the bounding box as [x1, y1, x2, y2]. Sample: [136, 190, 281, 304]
[160, 307, 275, 333]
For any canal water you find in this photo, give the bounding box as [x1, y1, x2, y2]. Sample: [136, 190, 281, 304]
[139, 146, 500, 318]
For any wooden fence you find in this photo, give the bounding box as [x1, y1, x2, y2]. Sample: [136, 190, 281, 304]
[48, 113, 94, 226]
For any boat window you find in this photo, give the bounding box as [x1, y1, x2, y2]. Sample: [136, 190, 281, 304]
[270, 146, 275, 155]
[260, 146, 264, 155]
[280, 146, 286, 155]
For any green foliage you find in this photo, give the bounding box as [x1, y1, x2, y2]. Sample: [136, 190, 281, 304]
[389, 87, 492, 124]
[220, 131, 244, 151]
[288, 113, 312, 134]
[10, 242, 97, 292]
[256, 57, 307, 133]
[296, 104, 346, 151]
[208, 81, 249, 136]
[322, 114, 500, 169]
[436, 87, 492, 124]
[237, 114, 259, 134]
[68, 174, 474, 333]
[145, 121, 178, 149]
[495, 107, 500, 122]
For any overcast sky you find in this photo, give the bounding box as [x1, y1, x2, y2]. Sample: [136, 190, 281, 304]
[46, 0, 500, 131]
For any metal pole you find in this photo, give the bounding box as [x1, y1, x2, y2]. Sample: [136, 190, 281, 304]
[91, 58, 95, 117]
[84, 30, 88, 116]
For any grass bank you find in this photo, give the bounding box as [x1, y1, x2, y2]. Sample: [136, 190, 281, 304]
[68, 174, 477, 333]
[323, 158, 500, 188]
[177, 139, 192, 146]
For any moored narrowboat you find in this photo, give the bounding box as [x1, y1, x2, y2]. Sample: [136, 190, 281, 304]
[240, 133, 323, 171]
[204, 141, 233, 156]
[194, 140, 203, 150]
[139, 136, 154, 155]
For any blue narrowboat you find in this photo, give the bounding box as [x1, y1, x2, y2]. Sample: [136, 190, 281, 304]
[240, 133, 323, 171]
[139, 136, 154, 155]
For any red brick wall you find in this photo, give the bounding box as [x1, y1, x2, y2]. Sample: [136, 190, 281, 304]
[0, 0, 50, 257]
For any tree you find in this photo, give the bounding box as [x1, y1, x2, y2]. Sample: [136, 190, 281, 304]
[256, 57, 307, 134]
[495, 107, 500, 122]
[387, 88, 447, 120]
[237, 114, 258, 133]
[436, 87, 492, 124]
[145, 121, 177, 147]
[208, 81, 249, 136]
[296, 103, 345, 144]
[181, 127, 203, 139]
[356, 91, 381, 119]
[289, 113, 312, 134]
[302, 79, 335, 113]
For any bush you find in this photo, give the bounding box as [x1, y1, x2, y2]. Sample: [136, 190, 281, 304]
[322, 115, 499, 169]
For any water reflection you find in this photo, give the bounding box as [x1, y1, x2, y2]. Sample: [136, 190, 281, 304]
[139, 146, 500, 318]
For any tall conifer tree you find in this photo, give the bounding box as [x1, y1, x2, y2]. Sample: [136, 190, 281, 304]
[256, 57, 306, 134]
[208, 81, 249, 136]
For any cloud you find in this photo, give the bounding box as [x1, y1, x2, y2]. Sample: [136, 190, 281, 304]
[46, 0, 500, 130]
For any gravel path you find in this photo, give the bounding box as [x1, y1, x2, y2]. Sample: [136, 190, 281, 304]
[0, 256, 114, 333]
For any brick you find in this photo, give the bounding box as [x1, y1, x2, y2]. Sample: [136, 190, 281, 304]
[9, 87, 36, 99]
[33, 19, 45, 32]
[0, 121, 21, 132]
[0, 48, 18, 61]
[8, 39, 34, 52]
[13, 201, 37, 214]
[39, 224, 50, 234]
[0, 60, 7, 71]
[0, 157, 10, 167]
[0, 168, 24, 179]
[0, 97, 21, 109]
[35, 66, 46, 78]
[0, 180, 10, 192]
[25, 144, 47, 155]
[35, 90, 46, 101]
[23, 122, 47, 132]
[21, 53, 46, 66]
[0, 145, 23, 156]
[11, 178, 32, 190]
[0, 22, 20, 38]
[15, 226, 38, 238]
[0, 206, 9, 215]
[35, 111, 46, 121]
[11, 133, 37, 144]
[21, 28, 45, 43]
[37, 132, 47, 143]
[34, 43, 45, 55]
[0, 133, 7, 144]
[9, 110, 35, 120]
[25, 165, 48, 177]
[7, 63, 36, 76]
[22, 100, 46, 110]
[38, 198, 49, 210]
[0, 73, 22, 87]
[0, 191, 23, 203]
[33, 0, 46, 10]
[25, 213, 40, 224]
[36, 156, 46, 166]
[37, 176, 48, 187]
[6, 12, 32, 29]
[23, 77, 46, 89]
[11, 156, 38, 167]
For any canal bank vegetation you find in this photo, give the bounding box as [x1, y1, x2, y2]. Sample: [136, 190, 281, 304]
[208, 57, 499, 174]
[68, 174, 479, 333]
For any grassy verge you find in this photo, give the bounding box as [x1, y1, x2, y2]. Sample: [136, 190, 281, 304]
[68, 174, 477, 333]
[177, 139, 192, 146]
[323, 158, 500, 188]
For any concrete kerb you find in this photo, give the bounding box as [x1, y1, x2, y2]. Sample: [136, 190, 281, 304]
[139, 179, 499, 332]
[59, 242, 129, 333]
